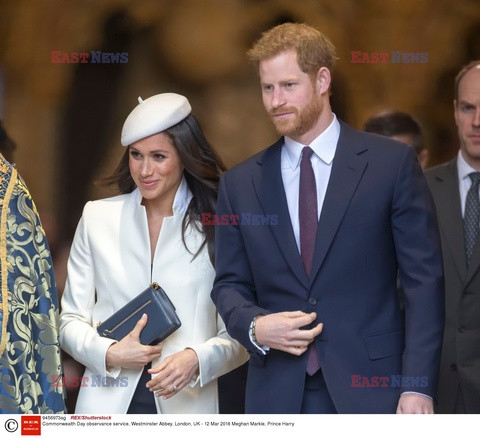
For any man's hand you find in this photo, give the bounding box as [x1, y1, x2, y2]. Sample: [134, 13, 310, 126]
[255, 311, 323, 355]
[396, 393, 434, 414]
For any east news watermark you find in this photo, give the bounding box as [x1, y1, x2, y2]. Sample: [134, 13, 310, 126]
[201, 213, 278, 226]
[351, 51, 428, 64]
[351, 375, 428, 388]
[51, 51, 128, 63]
[52, 375, 128, 388]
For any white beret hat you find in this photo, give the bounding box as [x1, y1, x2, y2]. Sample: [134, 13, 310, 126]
[121, 93, 192, 146]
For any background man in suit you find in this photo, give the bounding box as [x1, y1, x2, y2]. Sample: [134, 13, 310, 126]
[211, 22, 444, 414]
[425, 60, 480, 414]
[364, 110, 429, 169]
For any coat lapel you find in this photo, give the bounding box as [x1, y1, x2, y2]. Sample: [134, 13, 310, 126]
[310, 124, 368, 282]
[253, 140, 310, 288]
[431, 160, 468, 281]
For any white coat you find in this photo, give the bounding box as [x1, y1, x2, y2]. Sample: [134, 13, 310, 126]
[60, 178, 248, 414]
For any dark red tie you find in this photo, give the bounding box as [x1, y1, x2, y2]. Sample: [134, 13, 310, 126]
[299, 146, 320, 375]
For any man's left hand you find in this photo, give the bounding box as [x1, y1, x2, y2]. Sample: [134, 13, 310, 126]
[396, 393, 434, 414]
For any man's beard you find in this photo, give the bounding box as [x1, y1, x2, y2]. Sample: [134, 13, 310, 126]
[269, 96, 323, 139]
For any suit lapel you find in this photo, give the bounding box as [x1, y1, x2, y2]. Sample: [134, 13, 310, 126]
[431, 160, 468, 281]
[253, 125, 369, 288]
[310, 124, 368, 281]
[253, 141, 310, 288]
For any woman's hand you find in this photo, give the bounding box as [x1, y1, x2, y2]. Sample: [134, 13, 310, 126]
[146, 348, 199, 399]
[105, 313, 163, 369]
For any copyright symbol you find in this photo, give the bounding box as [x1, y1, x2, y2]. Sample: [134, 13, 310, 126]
[5, 419, 18, 432]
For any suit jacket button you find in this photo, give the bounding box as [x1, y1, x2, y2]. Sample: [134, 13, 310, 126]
[459, 326, 466, 333]
[309, 297, 317, 305]
[451, 364, 457, 371]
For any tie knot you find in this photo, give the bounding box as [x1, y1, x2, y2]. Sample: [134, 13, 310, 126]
[301, 146, 314, 161]
[469, 172, 480, 187]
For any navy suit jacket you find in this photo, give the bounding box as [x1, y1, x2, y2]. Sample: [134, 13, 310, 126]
[211, 122, 445, 413]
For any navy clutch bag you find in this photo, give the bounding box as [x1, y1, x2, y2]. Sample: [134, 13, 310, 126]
[97, 282, 181, 345]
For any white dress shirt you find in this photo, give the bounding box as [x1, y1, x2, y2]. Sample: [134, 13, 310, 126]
[281, 114, 341, 251]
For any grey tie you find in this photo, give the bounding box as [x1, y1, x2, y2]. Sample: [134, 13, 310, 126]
[464, 172, 480, 264]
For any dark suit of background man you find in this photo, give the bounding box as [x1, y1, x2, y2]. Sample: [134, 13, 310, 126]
[211, 22, 444, 414]
[425, 60, 480, 414]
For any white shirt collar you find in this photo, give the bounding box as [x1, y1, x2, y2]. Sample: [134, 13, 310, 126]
[172, 176, 193, 215]
[133, 175, 193, 216]
[283, 114, 340, 170]
[457, 150, 478, 183]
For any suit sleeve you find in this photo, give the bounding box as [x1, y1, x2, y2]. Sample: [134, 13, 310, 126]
[392, 147, 445, 398]
[211, 173, 270, 357]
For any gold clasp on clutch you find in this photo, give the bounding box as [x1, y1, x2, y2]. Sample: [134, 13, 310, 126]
[150, 282, 160, 290]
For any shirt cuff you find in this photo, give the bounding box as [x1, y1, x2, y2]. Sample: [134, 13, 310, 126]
[400, 391, 432, 400]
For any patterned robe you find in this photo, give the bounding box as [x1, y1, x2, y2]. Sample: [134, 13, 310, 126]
[0, 155, 65, 413]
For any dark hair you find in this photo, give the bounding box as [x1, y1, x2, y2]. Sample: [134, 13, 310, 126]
[454, 60, 480, 101]
[364, 110, 424, 153]
[102, 114, 225, 265]
[0, 120, 16, 163]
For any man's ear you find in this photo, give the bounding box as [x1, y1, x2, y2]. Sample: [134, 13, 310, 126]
[316, 67, 332, 95]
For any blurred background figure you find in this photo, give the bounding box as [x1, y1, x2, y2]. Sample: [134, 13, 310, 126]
[364, 110, 429, 169]
[0, 122, 65, 414]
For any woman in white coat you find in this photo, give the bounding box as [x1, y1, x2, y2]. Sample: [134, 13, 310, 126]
[59, 93, 249, 414]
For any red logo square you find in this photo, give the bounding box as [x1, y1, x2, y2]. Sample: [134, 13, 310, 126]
[21, 416, 41, 435]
